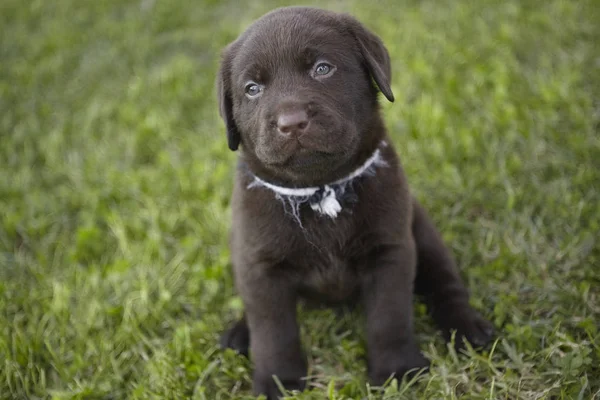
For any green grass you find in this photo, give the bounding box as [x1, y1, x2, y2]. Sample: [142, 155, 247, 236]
[1, 0, 599, 399]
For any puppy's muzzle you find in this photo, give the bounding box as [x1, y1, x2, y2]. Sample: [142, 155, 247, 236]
[277, 109, 309, 137]
[274, 100, 313, 139]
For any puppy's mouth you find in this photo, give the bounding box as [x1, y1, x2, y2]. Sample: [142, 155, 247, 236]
[252, 121, 359, 184]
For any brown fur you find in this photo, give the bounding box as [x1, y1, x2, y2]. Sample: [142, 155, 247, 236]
[217, 7, 493, 399]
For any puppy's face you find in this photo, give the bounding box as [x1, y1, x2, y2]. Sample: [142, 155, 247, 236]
[218, 7, 394, 185]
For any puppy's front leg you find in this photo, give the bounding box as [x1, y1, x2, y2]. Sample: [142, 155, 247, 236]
[239, 268, 306, 399]
[361, 242, 429, 386]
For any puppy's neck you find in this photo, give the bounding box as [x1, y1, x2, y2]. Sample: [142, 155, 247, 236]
[243, 140, 389, 223]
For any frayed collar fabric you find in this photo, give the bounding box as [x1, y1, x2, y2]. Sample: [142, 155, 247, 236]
[245, 141, 388, 225]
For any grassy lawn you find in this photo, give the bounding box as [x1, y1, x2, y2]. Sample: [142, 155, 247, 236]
[1, 0, 599, 398]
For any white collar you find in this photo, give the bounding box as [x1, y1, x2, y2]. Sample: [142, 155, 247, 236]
[247, 141, 388, 220]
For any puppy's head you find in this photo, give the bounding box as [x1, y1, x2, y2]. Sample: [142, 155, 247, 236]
[217, 7, 394, 186]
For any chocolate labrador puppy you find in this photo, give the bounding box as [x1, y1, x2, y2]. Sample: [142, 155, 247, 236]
[217, 6, 493, 399]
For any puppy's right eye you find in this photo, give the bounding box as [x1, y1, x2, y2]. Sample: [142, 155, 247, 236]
[245, 82, 263, 98]
[310, 60, 336, 80]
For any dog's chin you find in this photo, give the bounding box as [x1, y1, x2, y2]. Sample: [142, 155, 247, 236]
[286, 149, 341, 171]
[261, 149, 351, 186]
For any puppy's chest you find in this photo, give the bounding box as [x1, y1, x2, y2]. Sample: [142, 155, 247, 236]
[289, 228, 364, 302]
[307, 250, 354, 293]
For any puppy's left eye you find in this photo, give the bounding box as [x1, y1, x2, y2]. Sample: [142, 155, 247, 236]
[315, 63, 331, 75]
[311, 62, 336, 79]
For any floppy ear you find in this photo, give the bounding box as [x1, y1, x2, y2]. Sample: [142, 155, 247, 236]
[216, 44, 241, 151]
[345, 16, 395, 102]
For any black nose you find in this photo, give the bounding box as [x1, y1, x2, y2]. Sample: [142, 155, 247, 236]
[277, 109, 309, 136]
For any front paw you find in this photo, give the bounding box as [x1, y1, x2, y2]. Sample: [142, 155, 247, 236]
[253, 372, 305, 400]
[368, 344, 430, 386]
[220, 318, 250, 357]
[434, 305, 494, 349]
